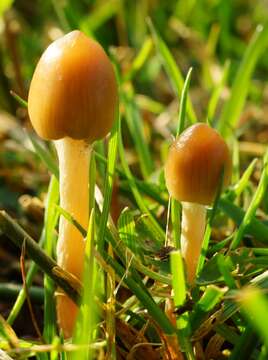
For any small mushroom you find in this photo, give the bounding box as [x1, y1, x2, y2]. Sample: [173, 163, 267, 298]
[28, 30, 118, 337]
[165, 123, 231, 283]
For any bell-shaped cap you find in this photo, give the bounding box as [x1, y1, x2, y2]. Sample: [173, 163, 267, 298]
[165, 123, 232, 205]
[28, 30, 117, 142]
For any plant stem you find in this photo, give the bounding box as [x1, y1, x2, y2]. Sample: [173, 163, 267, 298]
[0, 210, 82, 305]
[55, 137, 90, 338]
[0, 283, 44, 304]
[181, 202, 207, 283]
[7, 231, 45, 325]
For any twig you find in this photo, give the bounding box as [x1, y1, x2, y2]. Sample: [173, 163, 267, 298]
[20, 239, 43, 341]
[0, 210, 82, 305]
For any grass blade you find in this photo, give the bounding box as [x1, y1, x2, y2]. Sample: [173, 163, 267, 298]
[230, 149, 268, 249]
[239, 286, 268, 349]
[197, 169, 224, 275]
[72, 209, 96, 360]
[43, 176, 59, 343]
[28, 133, 59, 179]
[176, 67, 193, 136]
[118, 116, 165, 244]
[170, 67, 193, 248]
[219, 197, 268, 243]
[50, 0, 70, 32]
[207, 60, 230, 123]
[148, 19, 197, 125]
[170, 199, 181, 249]
[97, 109, 120, 253]
[80, 0, 120, 34]
[102, 251, 175, 335]
[218, 23, 268, 137]
[7, 234, 45, 325]
[170, 250, 186, 308]
[123, 37, 153, 81]
[228, 158, 258, 200]
[10, 90, 27, 108]
[229, 325, 258, 360]
[217, 253, 236, 289]
[117, 208, 138, 254]
[123, 91, 154, 178]
[190, 285, 225, 332]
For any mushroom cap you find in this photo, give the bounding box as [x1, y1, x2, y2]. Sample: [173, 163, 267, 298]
[165, 123, 232, 205]
[28, 30, 117, 142]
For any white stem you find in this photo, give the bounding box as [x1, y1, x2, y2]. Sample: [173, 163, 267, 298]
[54, 137, 90, 337]
[181, 202, 206, 284]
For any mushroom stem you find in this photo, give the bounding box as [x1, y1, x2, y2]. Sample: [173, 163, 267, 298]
[181, 202, 206, 284]
[54, 137, 91, 338]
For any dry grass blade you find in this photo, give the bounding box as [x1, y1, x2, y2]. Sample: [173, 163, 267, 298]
[0, 210, 82, 304]
[20, 239, 43, 341]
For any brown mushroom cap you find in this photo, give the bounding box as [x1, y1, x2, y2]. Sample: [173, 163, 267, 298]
[165, 123, 232, 205]
[28, 30, 117, 142]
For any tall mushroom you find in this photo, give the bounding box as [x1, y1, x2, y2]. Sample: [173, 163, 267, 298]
[28, 30, 118, 337]
[165, 123, 231, 283]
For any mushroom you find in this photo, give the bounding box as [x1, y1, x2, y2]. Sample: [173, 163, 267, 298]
[165, 123, 231, 283]
[28, 30, 118, 337]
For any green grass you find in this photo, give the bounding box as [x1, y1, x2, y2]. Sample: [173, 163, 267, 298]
[2, 1, 268, 359]
[218, 23, 268, 138]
